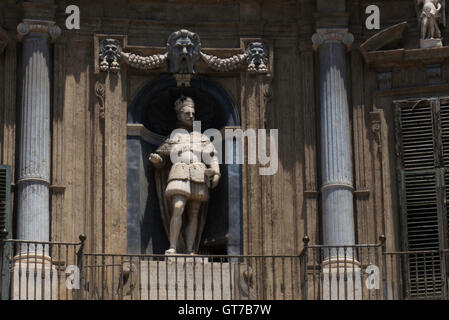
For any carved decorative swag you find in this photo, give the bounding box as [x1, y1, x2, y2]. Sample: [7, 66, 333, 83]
[98, 29, 270, 77]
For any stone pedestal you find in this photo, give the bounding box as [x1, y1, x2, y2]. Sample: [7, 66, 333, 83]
[115, 258, 255, 300]
[321, 258, 362, 300]
[139, 259, 233, 300]
[420, 38, 443, 49]
[12, 255, 57, 300]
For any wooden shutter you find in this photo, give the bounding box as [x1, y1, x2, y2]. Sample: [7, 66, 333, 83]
[395, 99, 447, 298]
[439, 99, 449, 247]
[0, 165, 11, 300]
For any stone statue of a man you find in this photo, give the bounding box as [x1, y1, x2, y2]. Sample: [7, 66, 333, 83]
[418, 0, 442, 40]
[149, 96, 220, 255]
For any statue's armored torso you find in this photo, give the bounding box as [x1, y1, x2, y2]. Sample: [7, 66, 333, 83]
[156, 130, 218, 202]
[168, 131, 216, 184]
[423, 0, 439, 14]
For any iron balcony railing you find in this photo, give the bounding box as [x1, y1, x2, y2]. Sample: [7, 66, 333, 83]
[299, 236, 387, 300]
[0, 235, 86, 300]
[383, 249, 449, 300]
[2, 234, 449, 300]
[80, 253, 302, 300]
[300, 236, 449, 300]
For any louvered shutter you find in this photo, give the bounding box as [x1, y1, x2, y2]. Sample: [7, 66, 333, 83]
[439, 99, 449, 245]
[395, 99, 447, 299]
[0, 165, 11, 300]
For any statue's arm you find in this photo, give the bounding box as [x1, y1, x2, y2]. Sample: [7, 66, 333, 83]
[150, 137, 177, 169]
[207, 144, 221, 189]
[209, 165, 220, 189]
[149, 152, 166, 169]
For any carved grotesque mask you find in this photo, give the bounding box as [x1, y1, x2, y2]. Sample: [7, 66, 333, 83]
[104, 44, 118, 60]
[175, 37, 194, 59]
[247, 43, 267, 64]
[246, 42, 269, 72]
[248, 43, 265, 61]
[100, 39, 121, 62]
[99, 39, 122, 72]
[167, 30, 201, 74]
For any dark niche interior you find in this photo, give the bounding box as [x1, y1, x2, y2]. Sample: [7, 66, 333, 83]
[142, 85, 235, 256]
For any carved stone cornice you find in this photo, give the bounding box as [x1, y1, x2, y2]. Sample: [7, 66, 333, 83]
[17, 19, 61, 43]
[126, 124, 167, 146]
[22, 1, 57, 22]
[312, 28, 354, 51]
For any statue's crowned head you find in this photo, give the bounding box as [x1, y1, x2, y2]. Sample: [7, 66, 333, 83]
[174, 96, 195, 127]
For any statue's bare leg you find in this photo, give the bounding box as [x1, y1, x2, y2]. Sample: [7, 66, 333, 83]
[168, 195, 187, 253]
[422, 18, 428, 39]
[430, 20, 435, 38]
[434, 22, 441, 38]
[185, 200, 201, 254]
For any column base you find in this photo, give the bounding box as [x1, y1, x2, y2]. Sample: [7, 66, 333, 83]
[12, 254, 57, 300]
[322, 258, 362, 300]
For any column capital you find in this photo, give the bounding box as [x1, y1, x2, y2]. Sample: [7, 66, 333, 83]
[312, 28, 354, 51]
[17, 19, 61, 43]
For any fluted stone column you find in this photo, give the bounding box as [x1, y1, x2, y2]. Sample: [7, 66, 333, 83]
[16, 20, 60, 250]
[312, 29, 355, 251]
[13, 14, 60, 299]
[312, 29, 361, 300]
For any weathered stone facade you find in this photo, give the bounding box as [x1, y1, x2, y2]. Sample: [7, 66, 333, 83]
[2, 0, 449, 299]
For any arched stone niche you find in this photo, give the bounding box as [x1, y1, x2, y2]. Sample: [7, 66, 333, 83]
[126, 74, 242, 255]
